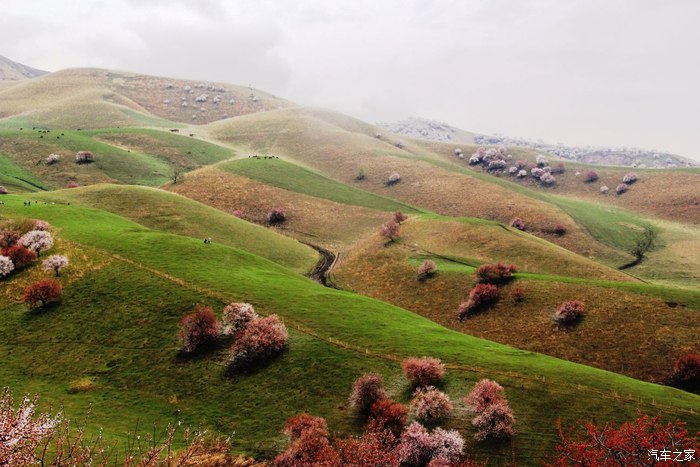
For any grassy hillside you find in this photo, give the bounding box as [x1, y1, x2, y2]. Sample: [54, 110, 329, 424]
[1, 195, 698, 464]
[34, 184, 319, 274]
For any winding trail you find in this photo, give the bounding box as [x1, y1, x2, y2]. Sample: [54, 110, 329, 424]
[304, 242, 338, 288]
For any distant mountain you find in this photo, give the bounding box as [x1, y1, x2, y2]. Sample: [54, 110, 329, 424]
[0, 55, 48, 80]
[377, 117, 475, 144]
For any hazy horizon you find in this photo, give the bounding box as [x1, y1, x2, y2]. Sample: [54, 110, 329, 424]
[2, 0, 699, 161]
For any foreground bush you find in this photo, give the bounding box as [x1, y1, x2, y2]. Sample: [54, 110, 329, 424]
[554, 300, 585, 326]
[283, 413, 329, 441]
[458, 283, 499, 320]
[475, 262, 517, 283]
[549, 414, 698, 466]
[229, 314, 288, 369]
[370, 399, 408, 434]
[398, 422, 464, 466]
[402, 357, 445, 388]
[221, 302, 258, 335]
[179, 306, 221, 353]
[410, 386, 453, 422]
[1, 245, 36, 268]
[21, 279, 62, 308]
[350, 373, 387, 414]
[464, 379, 515, 441]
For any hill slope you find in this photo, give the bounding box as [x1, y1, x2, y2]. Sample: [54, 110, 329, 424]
[0, 55, 48, 80]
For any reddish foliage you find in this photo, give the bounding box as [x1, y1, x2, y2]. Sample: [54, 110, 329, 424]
[1, 244, 37, 268]
[0, 228, 20, 249]
[402, 357, 445, 388]
[417, 259, 437, 279]
[66, 182, 80, 188]
[464, 379, 515, 441]
[393, 211, 408, 224]
[21, 279, 62, 308]
[350, 373, 387, 414]
[552, 162, 566, 174]
[178, 306, 221, 353]
[283, 413, 328, 441]
[336, 425, 400, 467]
[380, 219, 401, 242]
[464, 379, 507, 414]
[273, 427, 340, 467]
[267, 208, 286, 225]
[512, 286, 526, 303]
[510, 217, 526, 231]
[548, 413, 698, 466]
[554, 300, 585, 326]
[458, 283, 499, 320]
[229, 314, 288, 368]
[673, 352, 700, 384]
[370, 399, 408, 434]
[584, 170, 599, 183]
[475, 262, 517, 283]
[410, 387, 453, 422]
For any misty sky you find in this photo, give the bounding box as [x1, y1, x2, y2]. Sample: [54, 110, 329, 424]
[2, 0, 699, 159]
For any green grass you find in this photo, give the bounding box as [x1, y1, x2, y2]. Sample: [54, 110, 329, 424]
[218, 158, 421, 213]
[0, 153, 48, 192]
[1, 195, 699, 463]
[33, 184, 319, 274]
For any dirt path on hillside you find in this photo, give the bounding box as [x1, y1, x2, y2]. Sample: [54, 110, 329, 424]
[305, 243, 338, 288]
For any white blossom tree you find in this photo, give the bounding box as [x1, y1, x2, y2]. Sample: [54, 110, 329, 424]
[20, 230, 54, 256]
[0, 256, 14, 278]
[42, 255, 69, 277]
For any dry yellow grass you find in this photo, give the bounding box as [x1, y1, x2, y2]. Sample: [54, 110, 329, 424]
[167, 166, 389, 249]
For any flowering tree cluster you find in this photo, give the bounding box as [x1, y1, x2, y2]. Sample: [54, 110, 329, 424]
[469, 146, 511, 172]
[229, 314, 288, 369]
[512, 286, 526, 304]
[386, 172, 402, 186]
[410, 386, 453, 422]
[19, 230, 54, 256]
[369, 399, 408, 434]
[464, 379, 515, 441]
[417, 259, 437, 280]
[397, 423, 465, 466]
[380, 219, 401, 243]
[616, 183, 629, 195]
[350, 373, 387, 414]
[402, 357, 445, 388]
[458, 284, 499, 320]
[75, 151, 95, 163]
[475, 263, 517, 283]
[46, 153, 61, 165]
[600, 185, 609, 194]
[584, 171, 599, 183]
[0, 388, 61, 465]
[0, 255, 14, 278]
[32, 220, 49, 231]
[552, 162, 566, 174]
[554, 300, 585, 326]
[221, 302, 258, 336]
[179, 306, 221, 353]
[267, 208, 286, 225]
[510, 218, 526, 231]
[549, 414, 698, 466]
[21, 279, 62, 309]
[42, 255, 69, 276]
[1, 245, 36, 269]
[622, 172, 638, 184]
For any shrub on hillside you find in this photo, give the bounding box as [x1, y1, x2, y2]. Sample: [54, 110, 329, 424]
[221, 302, 258, 336]
[66, 182, 80, 189]
[370, 399, 408, 434]
[552, 224, 567, 236]
[350, 373, 387, 414]
[46, 153, 61, 165]
[232, 209, 244, 218]
[531, 167, 544, 178]
[552, 162, 566, 174]
[458, 283, 499, 320]
[512, 286, 525, 304]
[0, 228, 20, 249]
[386, 172, 402, 186]
[0, 388, 61, 466]
[540, 172, 556, 185]
[229, 314, 288, 369]
[475, 262, 517, 283]
[672, 352, 700, 385]
[1, 245, 37, 268]
[417, 259, 437, 280]
[42, 255, 69, 276]
[21, 279, 62, 308]
[0, 186, 8, 195]
[410, 386, 453, 422]
[0, 255, 14, 278]
[600, 185, 609, 194]
[584, 171, 599, 183]
[283, 413, 329, 441]
[615, 183, 629, 195]
[464, 379, 515, 441]
[267, 207, 286, 225]
[402, 357, 445, 388]
[355, 167, 366, 181]
[510, 218, 526, 231]
[75, 151, 94, 164]
[550, 414, 698, 466]
[393, 211, 408, 224]
[622, 172, 638, 184]
[488, 159, 506, 171]
[536, 154, 548, 167]
[554, 300, 585, 326]
[430, 428, 466, 465]
[517, 169, 527, 178]
[274, 416, 339, 466]
[32, 220, 49, 231]
[380, 219, 401, 243]
[397, 422, 464, 466]
[19, 230, 53, 256]
[178, 306, 221, 353]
